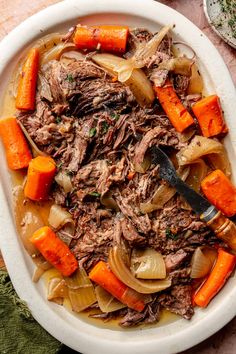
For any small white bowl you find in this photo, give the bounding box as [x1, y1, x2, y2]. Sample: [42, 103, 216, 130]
[0, 1, 236, 353]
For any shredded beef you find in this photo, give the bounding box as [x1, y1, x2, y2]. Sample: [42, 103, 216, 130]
[119, 298, 160, 327]
[17, 25, 222, 327]
[159, 285, 194, 320]
[164, 249, 189, 273]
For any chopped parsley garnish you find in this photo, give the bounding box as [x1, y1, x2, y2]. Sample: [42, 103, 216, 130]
[89, 127, 97, 137]
[66, 74, 74, 83]
[57, 162, 63, 170]
[55, 116, 62, 124]
[102, 121, 109, 134]
[166, 228, 178, 240]
[89, 191, 101, 197]
[110, 112, 120, 121]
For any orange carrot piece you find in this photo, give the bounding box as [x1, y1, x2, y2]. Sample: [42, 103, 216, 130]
[73, 25, 129, 53]
[192, 95, 228, 137]
[127, 171, 136, 180]
[30, 226, 78, 276]
[24, 156, 56, 201]
[201, 169, 236, 217]
[89, 261, 145, 312]
[0, 117, 32, 170]
[154, 81, 194, 133]
[16, 48, 39, 111]
[194, 248, 236, 307]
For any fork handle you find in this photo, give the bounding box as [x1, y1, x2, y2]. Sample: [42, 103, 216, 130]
[201, 209, 236, 252]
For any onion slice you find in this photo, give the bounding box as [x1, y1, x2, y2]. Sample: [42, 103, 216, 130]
[100, 191, 119, 211]
[115, 25, 172, 82]
[18, 121, 47, 157]
[48, 204, 74, 230]
[13, 186, 44, 256]
[109, 246, 171, 294]
[176, 135, 231, 177]
[187, 64, 203, 94]
[158, 57, 193, 76]
[64, 268, 96, 312]
[92, 53, 155, 107]
[34, 33, 62, 56]
[95, 286, 126, 313]
[47, 278, 68, 302]
[190, 246, 217, 278]
[55, 171, 73, 193]
[140, 167, 189, 214]
[131, 248, 166, 279]
[40, 42, 76, 65]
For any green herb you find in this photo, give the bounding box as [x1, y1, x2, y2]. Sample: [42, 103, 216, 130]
[102, 121, 109, 134]
[55, 116, 62, 124]
[57, 162, 63, 170]
[110, 112, 120, 121]
[66, 74, 74, 83]
[89, 191, 101, 197]
[89, 127, 97, 137]
[165, 228, 178, 240]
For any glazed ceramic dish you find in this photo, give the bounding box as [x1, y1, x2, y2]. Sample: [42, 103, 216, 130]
[0, 0, 236, 353]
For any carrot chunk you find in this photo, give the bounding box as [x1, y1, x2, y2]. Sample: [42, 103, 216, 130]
[73, 25, 129, 53]
[192, 95, 228, 137]
[30, 226, 78, 276]
[194, 248, 236, 307]
[127, 171, 136, 180]
[24, 156, 56, 201]
[201, 169, 236, 217]
[89, 261, 145, 312]
[16, 48, 39, 111]
[0, 117, 32, 170]
[154, 81, 195, 133]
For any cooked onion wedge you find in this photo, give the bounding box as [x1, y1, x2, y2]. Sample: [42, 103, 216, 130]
[55, 171, 73, 194]
[190, 246, 217, 278]
[180, 159, 208, 210]
[187, 64, 203, 94]
[92, 53, 155, 107]
[47, 278, 68, 302]
[140, 167, 189, 213]
[18, 121, 47, 157]
[176, 135, 231, 177]
[100, 191, 119, 211]
[109, 246, 171, 294]
[41, 43, 76, 65]
[34, 33, 62, 56]
[64, 268, 96, 312]
[95, 286, 126, 313]
[158, 57, 193, 76]
[14, 186, 44, 256]
[48, 204, 74, 230]
[115, 25, 172, 81]
[131, 248, 166, 279]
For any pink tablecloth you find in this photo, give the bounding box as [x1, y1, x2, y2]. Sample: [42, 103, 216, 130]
[0, 1, 235, 353]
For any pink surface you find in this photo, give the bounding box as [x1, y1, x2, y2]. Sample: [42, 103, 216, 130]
[0, 0, 235, 353]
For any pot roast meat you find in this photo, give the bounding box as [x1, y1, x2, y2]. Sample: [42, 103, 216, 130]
[164, 249, 189, 273]
[16, 26, 223, 326]
[120, 218, 146, 246]
[119, 298, 160, 327]
[159, 285, 194, 320]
